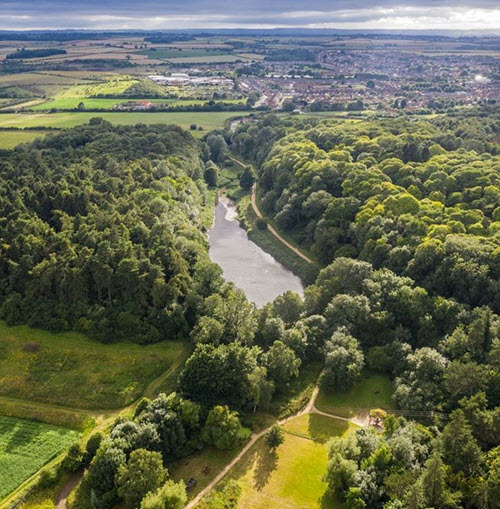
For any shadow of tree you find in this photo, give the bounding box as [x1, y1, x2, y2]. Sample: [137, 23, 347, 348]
[308, 414, 349, 443]
[320, 489, 338, 508]
[2, 419, 57, 454]
[253, 447, 278, 491]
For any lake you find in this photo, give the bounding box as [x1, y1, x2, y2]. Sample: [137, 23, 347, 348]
[208, 196, 304, 307]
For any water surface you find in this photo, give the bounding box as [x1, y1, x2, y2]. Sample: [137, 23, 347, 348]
[208, 197, 304, 307]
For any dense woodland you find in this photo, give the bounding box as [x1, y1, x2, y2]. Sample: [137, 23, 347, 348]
[4, 112, 500, 507]
[0, 120, 219, 343]
[227, 111, 500, 508]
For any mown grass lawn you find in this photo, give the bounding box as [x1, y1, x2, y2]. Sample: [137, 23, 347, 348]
[0, 321, 189, 410]
[224, 414, 350, 509]
[316, 371, 394, 418]
[0, 415, 79, 500]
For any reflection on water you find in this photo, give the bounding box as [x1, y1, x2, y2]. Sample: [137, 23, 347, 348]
[208, 196, 304, 307]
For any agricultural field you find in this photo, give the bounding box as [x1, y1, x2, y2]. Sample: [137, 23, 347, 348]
[31, 97, 246, 111]
[167, 54, 249, 64]
[316, 372, 394, 418]
[0, 415, 79, 500]
[0, 130, 49, 148]
[209, 414, 354, 509]
[32, 98, 130, 110]
[0, 321, 189, 410]
[55, 77, 138, 98]
[0, 111, 247, 131]
[136, 49, 231, 60]
[0, 72, 94, 98]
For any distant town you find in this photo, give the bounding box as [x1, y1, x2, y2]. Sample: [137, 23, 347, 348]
[0, 31, 499, 118]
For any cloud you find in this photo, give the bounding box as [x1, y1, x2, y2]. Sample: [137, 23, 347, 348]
[0, 1, 500, 31]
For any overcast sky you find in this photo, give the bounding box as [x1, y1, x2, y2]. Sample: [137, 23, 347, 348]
[2, 1, 500, 31]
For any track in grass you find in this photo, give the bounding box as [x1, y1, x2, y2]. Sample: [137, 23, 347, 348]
[0, 415, 79, 500]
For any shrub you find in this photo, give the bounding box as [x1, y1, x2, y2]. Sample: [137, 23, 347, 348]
[37, 468, 59, 489]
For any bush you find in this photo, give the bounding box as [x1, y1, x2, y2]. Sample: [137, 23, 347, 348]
[37, 468, 59, 489]
[60, 443, 84, 473]
[84, 431, 104, 465]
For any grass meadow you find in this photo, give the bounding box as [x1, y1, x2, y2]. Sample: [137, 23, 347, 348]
[0, 111, 246, 131]
[219, 414, 352, 509]
[0, 130, 49, 148]
[0, 415, 79, 500]
[31, 97, 247, 111]
[283, 413, 358, 443]
[316, 371, 395, 418]
[0, 321, 189, 410]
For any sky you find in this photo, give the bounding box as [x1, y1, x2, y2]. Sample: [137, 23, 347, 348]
[1, 0, 500, 32]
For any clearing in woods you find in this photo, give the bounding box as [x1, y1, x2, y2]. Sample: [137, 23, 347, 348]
[0, 321, 189, 410]
[315, 371, 395, 418]
[197, 413, 357, 509]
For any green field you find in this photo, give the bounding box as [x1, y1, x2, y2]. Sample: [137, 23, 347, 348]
[0, 130, 49, 148]
[167, 55, 248, 64]
[31, 97, 246, 111]
[0, 111, 246, 130]
[0, 415, 79, 500]
[136, 49, 230, 60]
[316, 372, 394, 418]
[218, 414, 351, 509]
[32, 98, 130, 110]
[0, 321, 189, 410]
[283, 413, 358, 443]
[171, 447, 239, 502]
[55, 78, 138, 99]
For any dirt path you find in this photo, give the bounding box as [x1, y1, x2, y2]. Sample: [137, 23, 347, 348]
[229, 156, 314, 265]
[56, 473, 82, 509]
[250, 183, 314, 264]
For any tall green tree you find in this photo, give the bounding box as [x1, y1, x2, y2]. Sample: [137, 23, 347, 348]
[116, 449, 166, 509]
